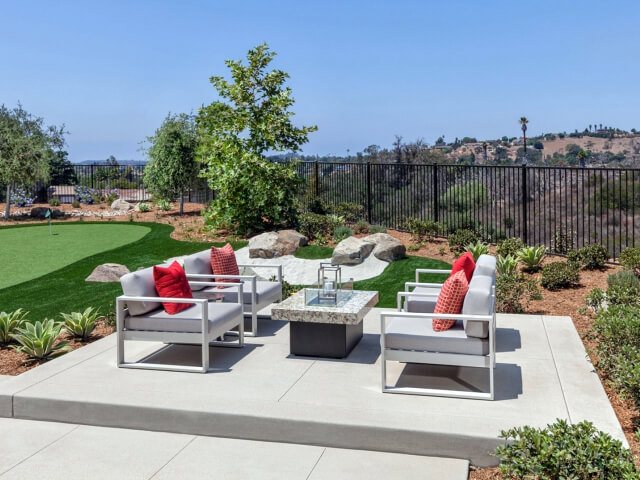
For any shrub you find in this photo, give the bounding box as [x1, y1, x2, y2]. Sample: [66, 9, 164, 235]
[71, 199, 81, 208]
[156, 199, 172, 211]
[585, 288, 606, 312]
[608, 270, 640, 290]
[48, 198, 61, 207]
[551, 228, 575, 254]
[604, 271, 640, 307]
[333, 226, 353, 243]
[11, 187, 35, 207]
[333, 202, 364, 223]
[369, 224, 387, 234]
[403, 217, 440, 242]
[465, 241, 489, 262]
[0, 309, 29, 344]
[497, 254, 518, 276]
[60, 307, 101, 341]
[496, 273, 541, 313]
[540, 261, 580, 290]
[298, 212, 334, 240]
[517, 245, 547, 272]
[407, 244, 420, 252]
[104, 186, 119, 204]
[497, 237, 525, 257]
[137, 202, 151, 213]
[10, 319, 71, 361]
[354, 220, 369, 234]
[448, 229, 478, 256]
[308, 198, 329, 215]
[495, 419, 639, 480]
[620, 247, 640, 276]
[568, 244, 609, 270]
[74, 185, 101, 205]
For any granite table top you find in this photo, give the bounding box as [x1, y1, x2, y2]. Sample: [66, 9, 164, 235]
[271, 289, 379, 325]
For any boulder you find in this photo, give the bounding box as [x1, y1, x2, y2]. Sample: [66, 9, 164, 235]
[111, 199, 133, 212]
[85, 263, 131, 282]
[30, 207, 64, 218]
[363, 233, 406, 262]
[249, 230, 308, 258]
[331, 236, 375, 265]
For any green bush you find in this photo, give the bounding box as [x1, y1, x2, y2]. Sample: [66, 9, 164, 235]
[517, 245, 547, 272]
[608, 270, 640, 290]
[368, 224, 387, 234]
[48, 198, 61, 207]
[308, 198, 329, 215]
[465, 241, 489, 262]
[568, 244, 609, 270]
[0, 309, 29, 344]
[10, 319, 71, 361]
[551, 229, 575, 254]
[60, 307, 101, 341]
[71, 200, 81, 208]
[298, 212, 334, 240]
[440, 181, 488, 214]
[495, 419, 639, 479]
[407, 244, 420, 252]
[497, 237, 525, 257]
[585, 288, 606, 312]
[333, 226, 353, 243]
[332, 202, 364, 223]
[354, 220, 369, 234]
[448, 229, 478, 256]
[497, 254, 518, 276]
[540, 261, 580, 290]
[156, 199, 172, 211]
[620, 247, 640, 276]
[403, 217, 440, 242]
[496, 273, 541, 313]
[137, 202, 151, 213]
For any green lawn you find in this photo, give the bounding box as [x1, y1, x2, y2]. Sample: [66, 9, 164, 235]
[0, 222, 246, 321]
[0, 223, 151, 289]
[294, 245, 333, 259]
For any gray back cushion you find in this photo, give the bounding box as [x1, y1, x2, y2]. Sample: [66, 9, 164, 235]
[182, 249, 212, 291]
[462, 274, 494, 338]
[474, 254, 496, 280]
[120, 267, 161, 316]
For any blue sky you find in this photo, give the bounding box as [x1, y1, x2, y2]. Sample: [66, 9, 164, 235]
[2, 1, 639, 161]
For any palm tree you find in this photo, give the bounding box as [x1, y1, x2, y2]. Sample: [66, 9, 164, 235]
[519, 117, 529, 164]
[482, 141, 488, 163]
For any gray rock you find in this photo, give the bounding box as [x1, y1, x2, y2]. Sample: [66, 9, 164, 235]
[110, 199, 133, 212]
[363, 233, 406, 262]
[86, 263, 131, 282]
[249, 230, 308, 258]
[331, 236, 375, 265]
[30, 207, 64, 219]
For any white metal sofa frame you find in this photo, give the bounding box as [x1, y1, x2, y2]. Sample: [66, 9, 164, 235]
[185, 263, 283, 337]
[116, 281, 244, 373]
[380, 267, 496, 400]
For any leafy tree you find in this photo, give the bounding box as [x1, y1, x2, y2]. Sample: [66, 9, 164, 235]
[533, 140, 544, 150]
[0, 103, 65, 218]
[143, 113, 199, 214]
[196, 43, 317, 234]
[49, 150, 77, 185]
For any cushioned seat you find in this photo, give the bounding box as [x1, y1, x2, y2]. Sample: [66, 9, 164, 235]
[383, 318, 489, 355]
[405, 286, 441, 313]
[195, 281, 282, 305]
[125, 302, 242, 334]
[474, 254, 497, 280]
[183, 249, 214, 291]
[462, 274, 493, 339]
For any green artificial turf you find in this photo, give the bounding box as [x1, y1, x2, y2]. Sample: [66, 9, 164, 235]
[294, 245, 333, 259]
[0, 222, 247, 321]
[353, 255, 451, 308]
[0, 223, 151, 290]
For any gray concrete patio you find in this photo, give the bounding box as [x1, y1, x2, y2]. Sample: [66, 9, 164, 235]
[0, 309, 624, 467]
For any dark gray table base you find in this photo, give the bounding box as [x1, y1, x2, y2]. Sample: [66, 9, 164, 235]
[289, 321, 364, 358]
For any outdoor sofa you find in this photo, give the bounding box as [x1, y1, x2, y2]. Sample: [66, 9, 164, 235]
[116, 266, 244, 373]
[380, 255, 497, 400]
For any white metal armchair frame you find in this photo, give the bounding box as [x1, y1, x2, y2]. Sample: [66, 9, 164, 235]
[116, 281, 244, 373]
[186, 264, 283, 337]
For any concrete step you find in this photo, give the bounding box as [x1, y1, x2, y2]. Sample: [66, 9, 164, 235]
[0, 418, 470, 479]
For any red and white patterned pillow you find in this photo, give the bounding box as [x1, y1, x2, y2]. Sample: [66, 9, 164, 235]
[432, 270, 469, 332]
[210, 243, 239, 285]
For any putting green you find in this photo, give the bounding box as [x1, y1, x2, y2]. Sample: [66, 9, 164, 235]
[0, 223, 151, 289]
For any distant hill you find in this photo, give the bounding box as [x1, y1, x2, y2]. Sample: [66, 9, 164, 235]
[74, 160, 147, 166]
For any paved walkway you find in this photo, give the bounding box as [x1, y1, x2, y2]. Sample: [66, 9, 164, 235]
[0, 418, 469, 479]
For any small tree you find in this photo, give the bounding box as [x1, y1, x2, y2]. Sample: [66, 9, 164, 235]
[196, 43, 317, 234]
[143, 113, 198, 214]
[0, 104, 65, 218]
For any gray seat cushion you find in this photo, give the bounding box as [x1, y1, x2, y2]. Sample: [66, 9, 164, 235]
[473, 254, 496, 279]
[405, 286, 441, 313]
[125, 302, 242, 333]
[120, 267, 161, 316]
[183, 249, 213, 291]
[384, 318, 489, 355]
[194, 281, 282, 305]
[462, 275, 494, 339]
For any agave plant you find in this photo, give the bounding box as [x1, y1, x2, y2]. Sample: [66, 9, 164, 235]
[0, 309, 29, 345]
[517, 245, 547, 272]
[497, 254, 519, 276]
[11, 319, 71, 362]
[61, 307, 101, 341]
[465, 241, 490, 262]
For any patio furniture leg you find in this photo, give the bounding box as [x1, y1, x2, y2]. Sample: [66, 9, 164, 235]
[116, 298, 125, 367]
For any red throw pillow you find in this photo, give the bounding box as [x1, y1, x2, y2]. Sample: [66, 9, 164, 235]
[451, 251, 475, 283]
[432, 270, 469, 332]
[210, 243, 239, 284]
[153, 261, 194, 315]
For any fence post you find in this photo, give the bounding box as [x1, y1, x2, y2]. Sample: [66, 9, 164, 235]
[314, 161, 319, 198]
[432, 164, 439, 224]
[521, 165, 528, 244]
[90, 165, 95, 189]
[366, 162, 372, 223]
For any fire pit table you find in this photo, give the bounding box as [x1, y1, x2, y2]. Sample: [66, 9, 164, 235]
[271, 289, 378, 358]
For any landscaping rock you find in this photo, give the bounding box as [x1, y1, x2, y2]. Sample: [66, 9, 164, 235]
[111, 199, 133, 212]
[86, 263, 131, 282]
[30, 207, 64, 219]
[332, 236, 375, 265]
[363, 233, 406, 262]
[249, 230, 308, 258]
